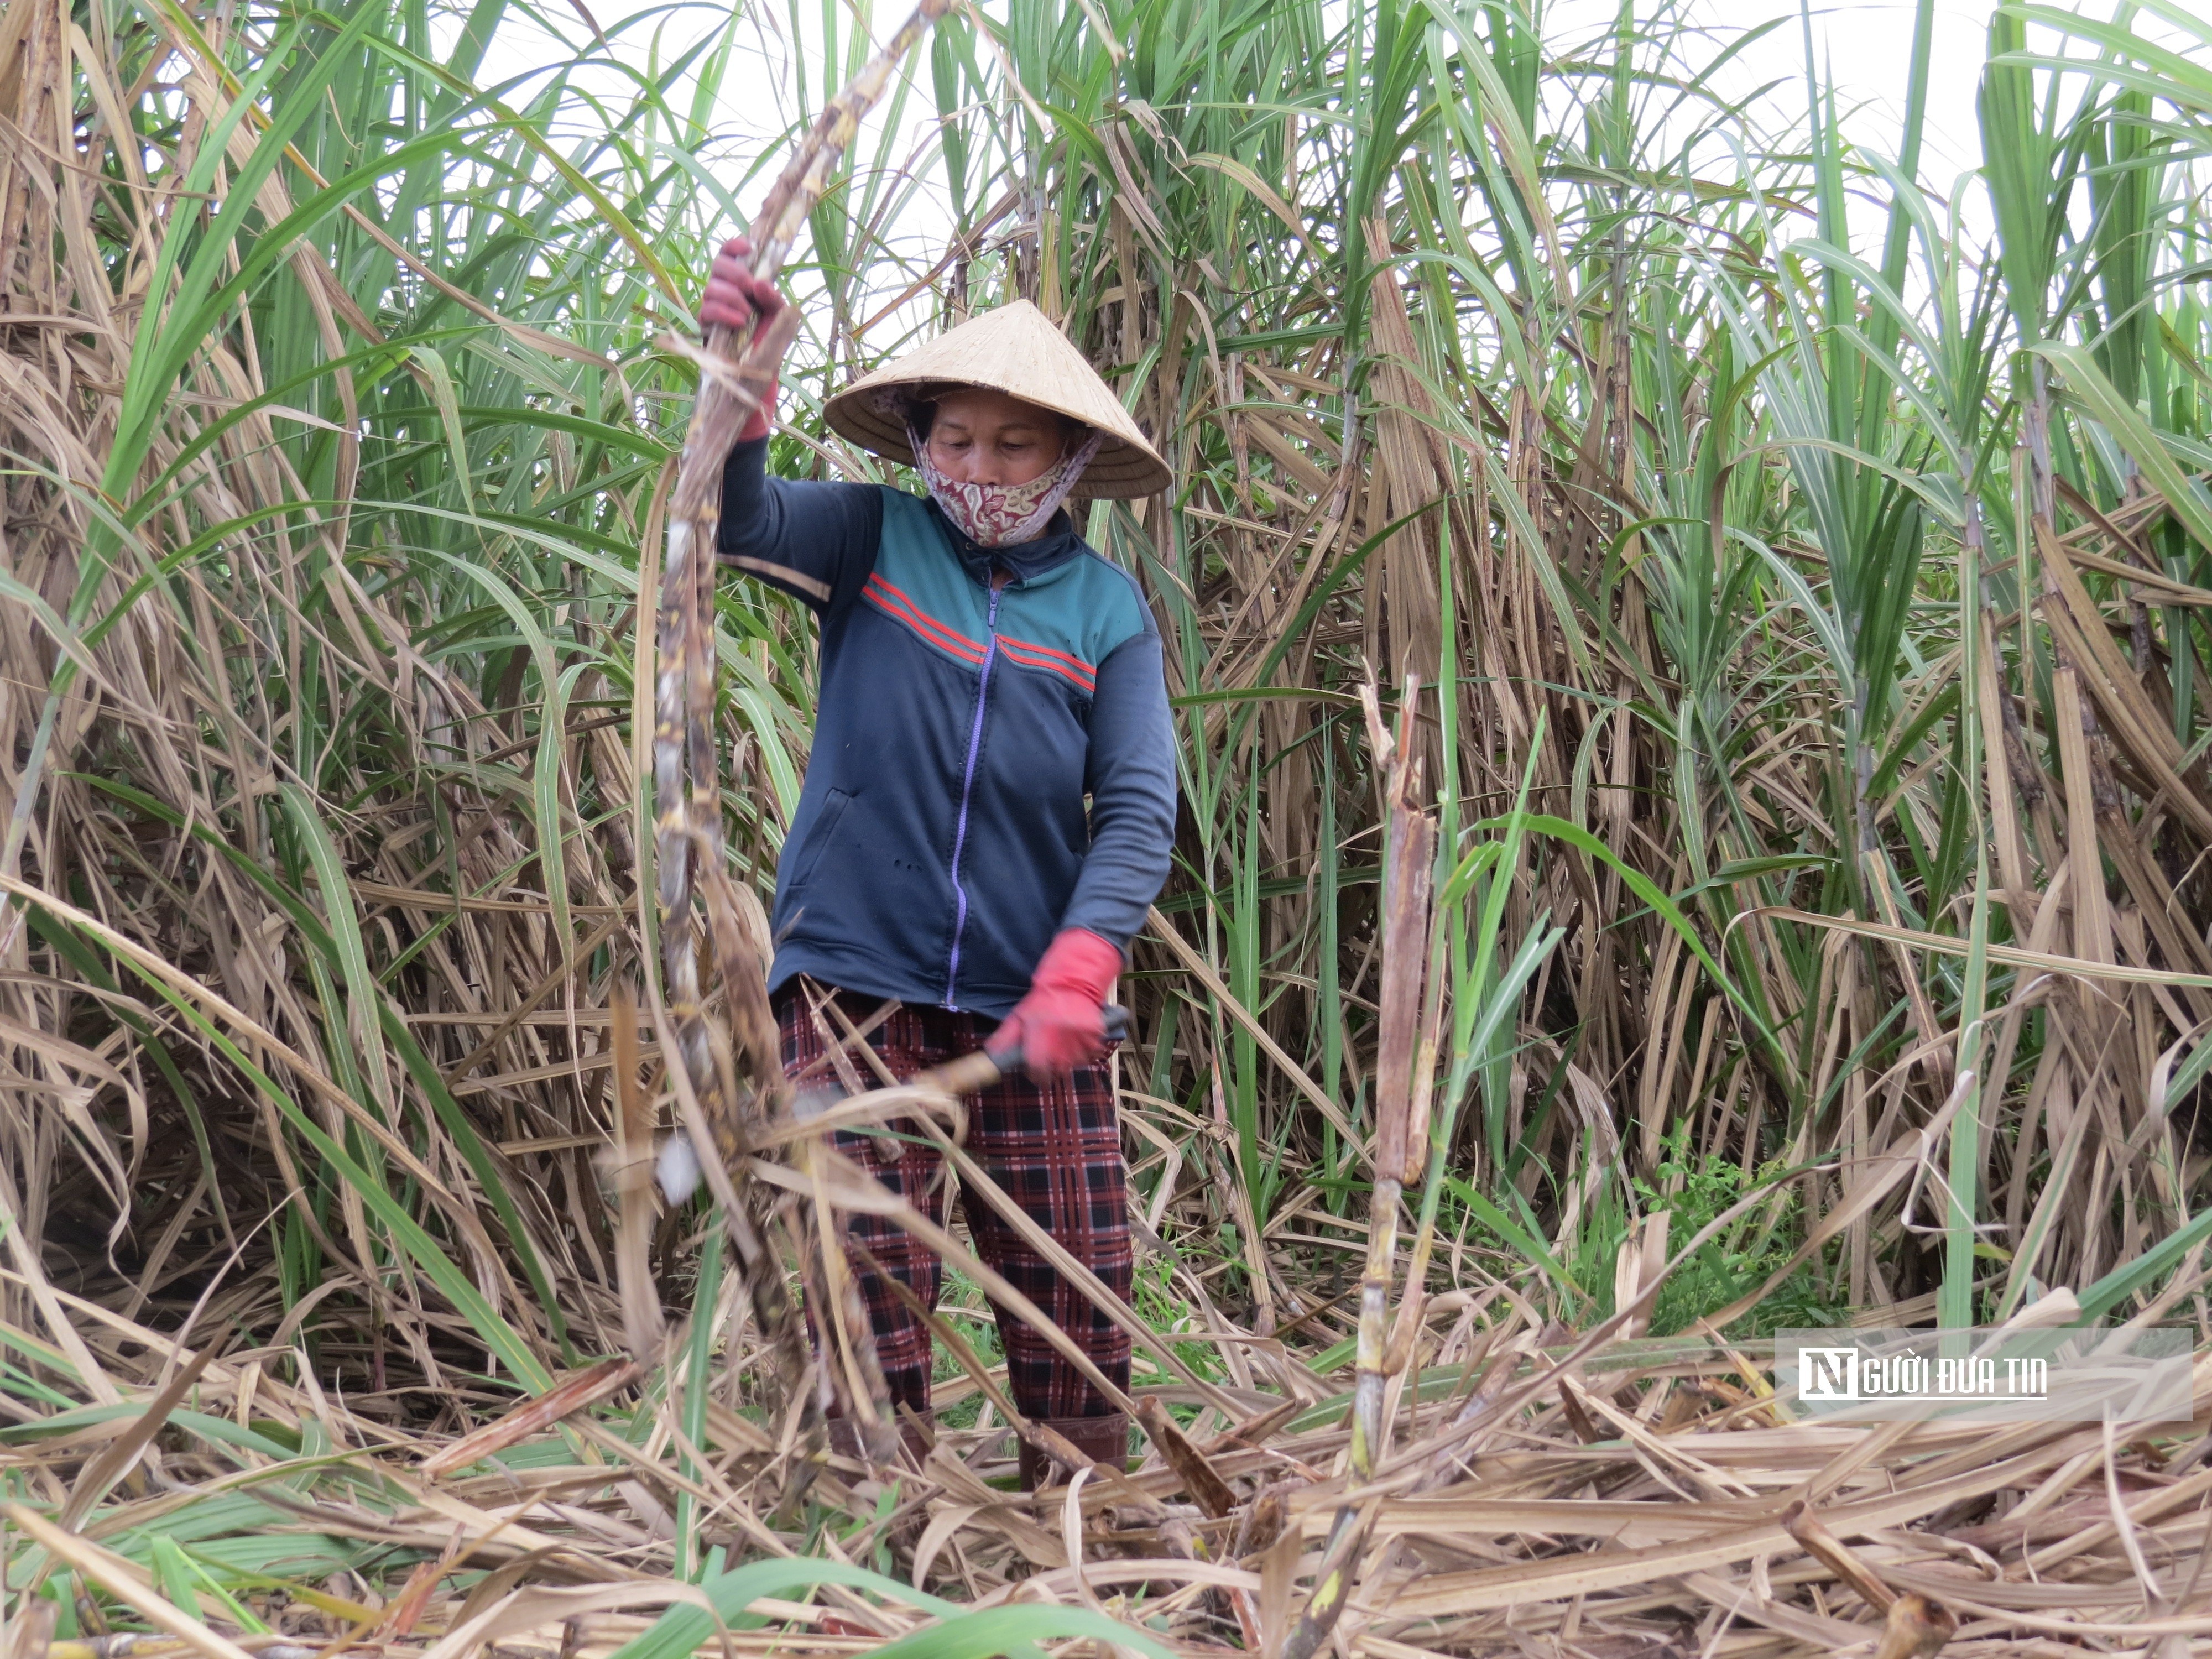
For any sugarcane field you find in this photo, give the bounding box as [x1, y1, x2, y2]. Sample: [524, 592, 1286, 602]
[9, 0, 2212, 1650]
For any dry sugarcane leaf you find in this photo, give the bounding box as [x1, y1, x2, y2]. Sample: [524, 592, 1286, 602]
[413, 1581, 741, 1659]
[1377, 1447, 2075, 1617]
[1205, 1397, 1304, 1453]
[420, 1358, 645, 1477]
[4, 1593, 55, 1659]
[58, 1343, 215, 1531]
[1372, 774, 1436, 1185]
[1133, 1395, 1238, 1517]
[747, 1149, 1141, 1415]
[1751, 904, 2212, 988]
[891, 1120, 1266, 1416]
[2039, 528, 2212, 842]
[1869, 1592, 1958, 1659]
[1674, 1567, 1876, 1650]
[1782, 1498, 1898, 1612]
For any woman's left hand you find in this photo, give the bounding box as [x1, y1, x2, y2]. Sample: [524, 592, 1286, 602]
[989, 928, 1123, 1082]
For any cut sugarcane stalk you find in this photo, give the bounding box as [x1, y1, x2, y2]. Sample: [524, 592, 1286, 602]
[1281, 677, 1435, 1659]
[644, 0, 957, 1477]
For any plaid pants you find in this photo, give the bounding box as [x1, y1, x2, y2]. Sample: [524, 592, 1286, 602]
[778, 987, 1133, 1421]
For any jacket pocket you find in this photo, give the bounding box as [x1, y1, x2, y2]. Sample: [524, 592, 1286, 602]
[784, 787, 853, 894]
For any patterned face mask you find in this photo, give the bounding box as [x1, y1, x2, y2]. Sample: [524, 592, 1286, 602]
[908, 419, 1104, 547]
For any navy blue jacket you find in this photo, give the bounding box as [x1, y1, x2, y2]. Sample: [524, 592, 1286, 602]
[717, 439, 1177, 1018]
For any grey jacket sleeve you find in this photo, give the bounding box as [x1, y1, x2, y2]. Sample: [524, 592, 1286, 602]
[1060, 626, 1178, 950]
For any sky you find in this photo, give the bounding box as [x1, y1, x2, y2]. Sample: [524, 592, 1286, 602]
[457, 0, 2188, 335]
[1628, 0, 2001, 183]
[471, 0, 2021, 222]
[488, 0, 2013, 160]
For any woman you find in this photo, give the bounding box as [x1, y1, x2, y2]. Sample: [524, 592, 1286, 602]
[700, 239, 1177, 1487]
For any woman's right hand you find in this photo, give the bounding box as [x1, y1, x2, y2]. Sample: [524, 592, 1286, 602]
[700, 235, 787, 335]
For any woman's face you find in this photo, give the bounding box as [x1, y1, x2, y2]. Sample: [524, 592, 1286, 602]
[925, 389, 1068, 487]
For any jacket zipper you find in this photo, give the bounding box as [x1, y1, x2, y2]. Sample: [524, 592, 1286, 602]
[943, 582, 1001, 1007]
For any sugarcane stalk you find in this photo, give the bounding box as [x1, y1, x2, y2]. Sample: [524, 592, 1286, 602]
[658, 0, 962, 1156]
[1282, 677, 1433, 1659]
[608, 982, 665, 1363]
[641, 0, 956, 1469]
[1355, 676, 1434, 1477]
[1384, 922, 1449, 1374]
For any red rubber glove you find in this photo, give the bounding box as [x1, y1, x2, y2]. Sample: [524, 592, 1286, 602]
[989, 928, 1123, 1081]
[698, 234, 787, 442]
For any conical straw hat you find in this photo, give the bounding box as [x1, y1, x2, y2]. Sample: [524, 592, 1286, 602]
[823, 300, 1171, 499]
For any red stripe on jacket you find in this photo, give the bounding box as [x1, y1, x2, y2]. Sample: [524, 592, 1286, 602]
[865, 573, 1097, 690]
[998, 635, 1097, 691]
[863, 573, 985, 663]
